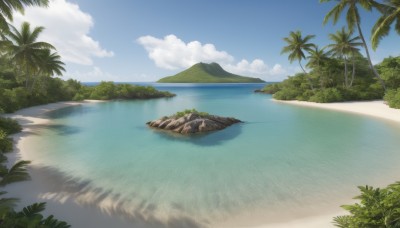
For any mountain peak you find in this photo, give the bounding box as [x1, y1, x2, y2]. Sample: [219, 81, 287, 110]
[158, 62, 265, 83]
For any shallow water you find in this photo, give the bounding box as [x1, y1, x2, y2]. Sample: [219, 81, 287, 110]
[24, 84, 400, 226]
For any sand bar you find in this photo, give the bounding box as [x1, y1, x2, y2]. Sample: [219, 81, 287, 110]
[274, 99, 400, 124]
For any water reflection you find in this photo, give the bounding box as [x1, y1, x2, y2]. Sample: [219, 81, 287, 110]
[150, 124, 243, 147]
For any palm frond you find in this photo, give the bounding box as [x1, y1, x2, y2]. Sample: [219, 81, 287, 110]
[0, 160, 31, 186]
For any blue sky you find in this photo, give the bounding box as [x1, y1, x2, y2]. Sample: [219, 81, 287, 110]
[12, 0, 400, 82]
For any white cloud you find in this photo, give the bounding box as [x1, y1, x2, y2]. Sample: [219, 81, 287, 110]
[270, 64, 286, 75]
[137, 34, 234, 70]
[137, 34, 289, 80]
[12, 0, 113, 65]
[225, 59, 268, 75]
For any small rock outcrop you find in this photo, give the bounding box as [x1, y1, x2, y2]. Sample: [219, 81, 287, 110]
[147, 112, 241, 134]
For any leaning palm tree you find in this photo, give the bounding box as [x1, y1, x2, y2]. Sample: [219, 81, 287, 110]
[371, 0, 400, 50]
[281, 30, 316, 90]
[321, 0, 387, 90]
[0, 0, 48, 33]
[7, 22, 55, 88]
[326, 27, 362, 88]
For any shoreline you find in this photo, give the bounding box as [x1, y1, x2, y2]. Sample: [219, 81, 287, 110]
[273, 99, 400, 124]
[2, 99, 398, 227]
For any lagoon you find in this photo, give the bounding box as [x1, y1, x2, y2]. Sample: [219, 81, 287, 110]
[15, 83, 400, 227]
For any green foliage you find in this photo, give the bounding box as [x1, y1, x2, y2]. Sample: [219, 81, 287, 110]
[0, 130, 13, 153]
[333, 182, 400, 227]
[0, 202, 70, 228]
[377, 56, 400, 89]
[88, 82, 175, 100]
[0, 129, 10, 154]
[272, 73, 311, 100]
[158, 62, 265, 83]
[89, 81, 116, 100]
[384, 88, 400, 109]
[371, 0, 400, 50]
[309, 88, 343, 103]
[258, 83, 281, 94]
[0, 160, 31, 186]
[174, 109, 209, 118]
[0, 117, 21, 134]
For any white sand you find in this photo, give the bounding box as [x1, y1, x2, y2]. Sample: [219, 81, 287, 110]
[3, 99, 399, 227]
[273, 99, 400, 124]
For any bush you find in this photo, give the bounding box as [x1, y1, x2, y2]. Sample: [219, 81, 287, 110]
[0, 130, 13, 153]
[333, 182, 400, 227]
[174, 109, 209, 117]
[384, 89, 400, 109]
[273, 88, 303, 100]
[258, 83, 281, 94]
[0, 117, 21, 134]
[89, 81, 117, 100]
[0, 87, 30, 113]
[309, 88, 343, 103]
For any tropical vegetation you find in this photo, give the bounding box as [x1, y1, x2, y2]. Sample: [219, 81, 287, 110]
[333, 182, 400, 227]
[174, 109, 209, 118]
[258, 0, 400, 109]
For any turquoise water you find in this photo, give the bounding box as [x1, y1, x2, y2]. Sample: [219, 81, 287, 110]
[30, 84, 400, 225]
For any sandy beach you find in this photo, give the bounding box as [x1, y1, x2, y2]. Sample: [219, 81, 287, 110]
[2, 99, 399, 227]
[273, 99, 400, 124]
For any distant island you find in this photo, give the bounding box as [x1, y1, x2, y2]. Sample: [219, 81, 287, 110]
[147, 109, 242, 134]
[157, 62, 265, 83]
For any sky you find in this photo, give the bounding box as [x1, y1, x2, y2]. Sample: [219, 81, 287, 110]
[11, 0, 400, 82]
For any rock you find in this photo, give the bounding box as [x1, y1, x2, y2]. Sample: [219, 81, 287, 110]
[147, 112, 242, 134]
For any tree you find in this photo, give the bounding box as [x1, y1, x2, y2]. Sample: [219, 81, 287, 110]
[321, 0, 387, 90]
[307, 46, 330, 88]
[281, 30, 316, 90]
[0, 0, 48, 33]
[372, 0, 400, 50]
[326, 27, 362, 88]
[31, 49, 65, 91]
[333, 182, 400, 227]
[7, 22, 55, 88]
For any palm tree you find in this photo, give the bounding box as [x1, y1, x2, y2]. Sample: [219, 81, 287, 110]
[307, 46, 330, 88]
[371, 0, 400, 50]
[0, 0, 48, 33]
[321, 0, 387, 90]
[281, 30, 316, 90]
[31, 49, 65, 91]
[7, 22, 55, 88]
[0, 160, 31, 186]
[307, 46, 329, 69]
[326, 27, 362, 88]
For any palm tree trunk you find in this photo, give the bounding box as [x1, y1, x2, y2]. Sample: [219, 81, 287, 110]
[344, 56, 348, 88]
[299, 60, 314, 90]
[356, 21, 386, 90]
[350, 56, 356, 87]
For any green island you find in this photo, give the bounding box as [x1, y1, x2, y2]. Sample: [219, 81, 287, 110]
[157, 62, 265, 83]
[0, 0, 400, 227]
